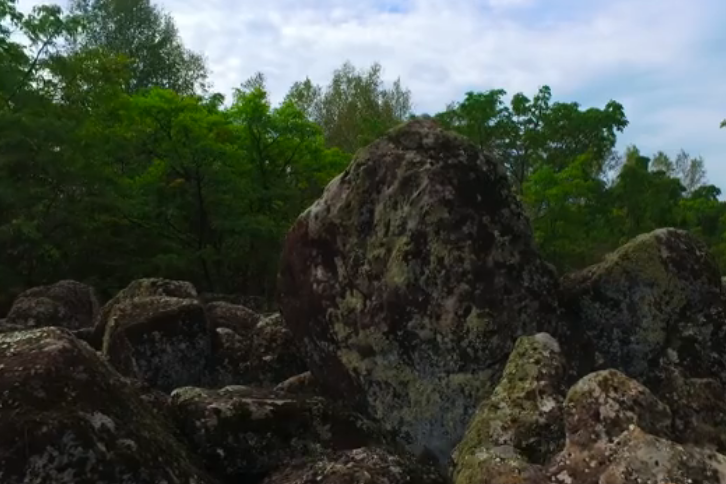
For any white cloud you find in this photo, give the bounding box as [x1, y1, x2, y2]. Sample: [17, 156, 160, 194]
[17, 0, 726, 186]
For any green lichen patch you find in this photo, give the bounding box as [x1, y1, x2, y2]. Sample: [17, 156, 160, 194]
[278, 119, 563, 467]
[560, 228, 726, 387]
[452, 333, 566, 484]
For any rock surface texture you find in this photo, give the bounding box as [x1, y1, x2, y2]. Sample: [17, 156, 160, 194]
[170, 385, 386, 482]
[277, 119, 561, 464]
[3, 279, 98, 331]
[102, 295, 214, 391]
[0, 327, 217, 484]
[262, 447, 447, 484]
[561, 227, 726, 385]
[4, 122, 726, 483]
[452, 333, 566, 484]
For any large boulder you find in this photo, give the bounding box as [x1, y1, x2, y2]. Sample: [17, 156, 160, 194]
[170, 386, 386, 482]
[262, 447, 447, 484]
[0, 327, 218, 484]
[4, 280, 99, 331]
[560, 228, 726, 384]
[277, 119, 561, 464]
[452, 333, 566, 484]
[547, 369, 673, 483]
[102, 296, 214, 392]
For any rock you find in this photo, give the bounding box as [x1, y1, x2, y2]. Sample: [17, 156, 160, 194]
[278, 119, 561, 465]
[102, 296, 214, 392]
[205, 301, 261, 334]
[274, 372, 322, 396]
[92, 277, 198, 340]
[70, 326, 102, 349]
[595, 427, 726, 484]
[547, 369, 672, 482]
[560, 227, 726, 385]
[210, 327, 250, 386]
[212, 313, 307, 388]
[262, 447, 447, 484]
[658, 365, 726, 452]
[452, 333, 566, 484]
[199, 292, 267, 312]
[5, 280, 99, 331]
[454, 446, 548, 484]
[0, 327, 218, 484]
[170, 385, 386, 482]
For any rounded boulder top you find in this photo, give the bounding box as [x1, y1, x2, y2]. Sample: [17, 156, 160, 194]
[277, 119, 562, 466]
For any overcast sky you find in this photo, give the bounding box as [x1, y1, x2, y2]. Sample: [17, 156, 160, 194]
[18, 0, 726, 189]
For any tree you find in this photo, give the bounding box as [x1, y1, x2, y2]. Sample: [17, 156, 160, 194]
[285, 61, 412, 153]
[650, 149, 706, 195]
[67, 0, 207, 94]
[435, 85, 628, 192]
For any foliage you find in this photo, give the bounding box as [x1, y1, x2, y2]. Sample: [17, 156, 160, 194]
[2, 0, 725, 314]
[285, 61, 412, 154]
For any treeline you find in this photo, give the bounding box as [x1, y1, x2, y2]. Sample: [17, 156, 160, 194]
[1, 0, 725, 312]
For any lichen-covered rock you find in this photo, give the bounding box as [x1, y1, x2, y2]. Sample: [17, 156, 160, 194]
[212, 313, 307, 388]
[560, 228, 726, 384]
[0, 327, 218, 484]
[547, 369, 672, 483]
[102, 296, 214, 392]
[658, 365, 726, 452]
[562, 369, 672, 447]
[5, 280, 99, 331]
[277, 119, 561, 465]
[274, 371, 322, 396]
[452, 333, 565, 484]
[455, 446, 548, 484]
[557, 425, 726, 484]
[210, 327, 250, 385]
[262, 447, 447, 484]
[205, 300, 261, 334]
[92, 277, 198, 341]
[170, 386, 386, 481]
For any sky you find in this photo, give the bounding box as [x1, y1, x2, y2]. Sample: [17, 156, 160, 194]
[17, 0, 726, 189]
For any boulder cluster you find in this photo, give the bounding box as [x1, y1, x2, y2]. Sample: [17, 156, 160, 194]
[2, 119, 726, 483]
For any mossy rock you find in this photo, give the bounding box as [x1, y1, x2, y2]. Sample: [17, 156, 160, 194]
[453, 333, 566, 484]
[278, 119, 562, 466]
[0, 327, 218, 484]
[560, 227, 726, 386]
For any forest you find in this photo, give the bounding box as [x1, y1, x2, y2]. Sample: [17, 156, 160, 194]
[2, 0, 726, 312]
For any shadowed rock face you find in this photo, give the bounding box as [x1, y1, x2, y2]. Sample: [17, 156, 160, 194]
[560, 227, 726, 386]
[277, 119, 562, 465]
[170, 386, 387, 482]
[261, 447, 447, 484]
[4, 280, 99, 331]
[211, 313, 308, 388]
[0, 327, 218, 484]
[102, 296, 215, 392]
